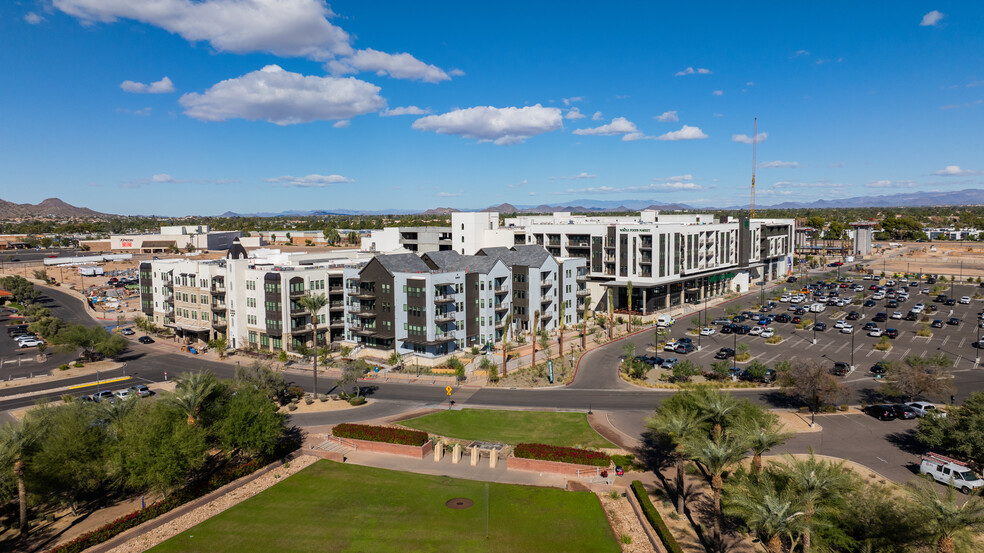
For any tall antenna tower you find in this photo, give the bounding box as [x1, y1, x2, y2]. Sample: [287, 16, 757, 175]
[750, 117, 757, 218]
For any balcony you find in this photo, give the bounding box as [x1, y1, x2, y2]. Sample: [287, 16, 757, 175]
[211, 282, 226, 293]
[576, 288, 590, 296]
[328, 285, 344, 293]
[577, 274, 588, 282]
[355, 311, 377, 318]
[354, 290, 376, 300]
[434, 312, 456, 323]
[291, 325, 313, 335]
[329, 302, 345, 311]
[541, 297, 553, 306]
[212, 319, 227, 329]
[540, 279, 552, 288]
[329, 319, 345, 328]
[494, 303, 508, 312]
[493, 285, 509, 295]
[494, 319, 507, 329]
[541, 313, 553, 321]
[290, 306, 307, 316]
[210, 302, 227, 311]
[434, 294, 455, 304]
[567, 241, 590, 248]
[289, 288, 305, 299]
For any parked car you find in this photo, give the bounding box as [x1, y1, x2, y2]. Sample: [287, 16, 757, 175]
[121, 327, 135, 336]
[721, 324, 735, 334]
[891, 311, 903, 319]
[831, 362, 851, 376]
[715, 348, 735, 359]
[885, 328, 899, 338]
[129, 384, 151, 398]
[661, 358, 679, 369]
[791, 316, 802, 324]
[863, 405, 896, 421]
[863, 321, 878, 330]
[736, 325, 751, 335]
[906, 401, 944, 417]
[863, 299, 876, 308]
[932, 319, 944, 328]
[868, 328, 883, 337]
[749, 326, 763, 336]
[888, 404, 918, 420]
[700, 327, 715, 336]
[813, 322, 827, 331]
[945, 298, 957, 306]
[760, 327, 775, 338]
[664, 340, 679, 351]
[92, 390, 115, 403]
[775, 314, 791, 323]
[711, 318, 731, 325]
[840, 324, 854, 334]
[846, 311, 860, 321]
[873, 312, 887, 322]
[870, 361, 889, 375]
[675, 343, 697, 354]
[947, 317, 960, 326]
[113, 389, 131, 401]
[138, 336, 155, 344]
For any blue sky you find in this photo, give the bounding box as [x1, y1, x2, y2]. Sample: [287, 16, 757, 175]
[1, 2, 982, 215]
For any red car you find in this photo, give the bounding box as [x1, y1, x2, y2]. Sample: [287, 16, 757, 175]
[791, 316, 802, 324]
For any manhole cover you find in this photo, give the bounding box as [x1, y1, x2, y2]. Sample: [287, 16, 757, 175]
[446, 498, 474, 509]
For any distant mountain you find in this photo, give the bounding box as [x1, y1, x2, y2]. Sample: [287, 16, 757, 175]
[419, 207, 461, 216]
[483, 200, 694, 214]
[722, 188, 984, 210]
[0, 197, 105, 218]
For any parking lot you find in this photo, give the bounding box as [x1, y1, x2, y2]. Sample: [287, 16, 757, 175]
[659, 274, 984, 383]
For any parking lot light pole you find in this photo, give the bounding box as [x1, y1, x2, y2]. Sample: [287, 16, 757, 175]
[813, 321, 817, 345]
[732, 332, 737, 373]
[851, 328, 856, 369]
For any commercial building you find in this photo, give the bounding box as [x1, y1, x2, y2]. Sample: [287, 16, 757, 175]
[84, 225, 241, 253]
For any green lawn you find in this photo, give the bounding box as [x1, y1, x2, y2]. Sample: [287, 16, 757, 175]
[400, 408, 615, 448]
[149, 460, 620, 553]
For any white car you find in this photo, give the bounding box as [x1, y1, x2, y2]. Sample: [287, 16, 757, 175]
[868, 328, 883, 337]
[853, 285, 864, 292]
[922, 288, 930, 294]
[700, 327, 715, 336]
[780, 295, 791, 302]
[664, 339, 679, 351]
[840, 324, 854, 334]
[898, 292, 910, 301]
[113, 389, 131, 401]
[761, 327, 775, 338]
[961, 296, 972, 304]
[749, 326, 763, 336]
[873, 292, 886, 300]
[18, 338, 43, 348]
[906, 401, 945, 418]
[912, 303, 925, 314]
[886, 280, 896, 286]
[891, 311, 903, 319]
[863, 274, 873, 280]
[834, 320, 847, 329]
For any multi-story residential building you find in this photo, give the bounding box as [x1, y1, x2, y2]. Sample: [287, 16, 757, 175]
[360, 226, 454, 253]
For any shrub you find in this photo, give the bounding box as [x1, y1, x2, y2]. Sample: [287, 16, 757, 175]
[348, 396, 366, 406]
[916, 326, 932, 338]
[631, 480, 683, 553]
[513, 443, 611, 467]
[874, 336, 892, 351]
[304, 398, 314, 405]
[59, 364, 69, 371]
[74, 361, 83, 367]
[287, 404, 297, 411]
[333, 423, 427, 446]
[735, 352, 751, 362]
[765, 335, 783, 344]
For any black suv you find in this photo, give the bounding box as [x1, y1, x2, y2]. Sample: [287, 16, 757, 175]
[813, 322, 827, 331]
[846, 311, 860, 321]
[715, 347, 735, 359]
[873, 312, 887, 322]
[831, 362, 850, 376]
[932, 319, 944, 328]
[775, 313, 791, 323]
[870, 361, 889, 375]
[863, 405, 896, 421]
[947, 317, 960, 326]
[884, 328, 899, 338]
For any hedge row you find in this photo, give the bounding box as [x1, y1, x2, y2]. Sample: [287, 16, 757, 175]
[630, 480, 683, 553]
[46, 460, 265, 553]
[333, 423, 427, 446]
[513, 443, 611, 467]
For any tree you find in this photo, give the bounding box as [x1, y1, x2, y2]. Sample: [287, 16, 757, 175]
[777, 452, 854, 553]
[298, 293, 329, 396]
[0, 418, 43, 535]
[347, 231, 359, 244]
[27, 316, 66, 340]
[916, 392, 984, 469]
[167, 371, 219, 425]
[217, 387, 287, 457]
[905, 476, 984, 553]
[672, 360, 700, 383]
[531, 310, 540, 366]
[480, 356, 498, 384]
[501, 313, 513, 376]
[884, 354, 954, 402]
[709, 360, 732, 380]
[690, 387, 741, 438]
[337, 363, 365, 397]
[557, 300, 566, 359]
[684, 432, 749, 535]
[0, 275, 39, 303]
[626, 280, 633, 331]
[724, 471, 805, 553]
[739, 414, 793, 478]
[776, 360, 848, 412]
[621, 341, 636, 360]
[32, 269, 49, 282]
[646, 405, 705, 514]
[234, 361, 286, 403]
[606, 288, 614, 339]
[51, 324, 127, 362]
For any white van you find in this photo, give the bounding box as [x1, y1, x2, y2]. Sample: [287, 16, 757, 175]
[656, 314, 675, 327]
[808, 303, 827, 313]
[920, 452, 984, 493]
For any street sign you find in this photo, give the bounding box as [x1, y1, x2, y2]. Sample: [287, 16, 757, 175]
[547, 360, 554, 384]
[445, 385, 452, 395]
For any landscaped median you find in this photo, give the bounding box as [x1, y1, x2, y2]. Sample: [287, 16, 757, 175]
[508, 443, 612, 476]
[331, 423, 434, 459]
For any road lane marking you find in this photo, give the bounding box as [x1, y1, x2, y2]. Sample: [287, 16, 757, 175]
[835, 343, 848, 354]
[941, 335, 950, 347]
[68, 376, 131, 390]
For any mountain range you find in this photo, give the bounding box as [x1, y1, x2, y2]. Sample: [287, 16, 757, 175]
[0, 198, 105, 219]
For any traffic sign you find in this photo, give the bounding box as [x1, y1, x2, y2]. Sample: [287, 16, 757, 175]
[445, 385, 452, 395]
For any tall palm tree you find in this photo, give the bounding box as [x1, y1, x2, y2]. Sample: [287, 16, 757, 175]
[684, 433, 750, 535]
[724, 472, 805, 553]
[0, 419, 42, 536]
[777, 452, 854, 553]
[739, 415, 793, 478]
[557, 300, 566, 362]
[500, 313, 512, 376]
[691, 387, 740, 438]
[626, 280, 633, 331]
[606, 288, 614, 339]
[646, 406, 706, 514]
[531, 310, 540, 366]
[168, 371, 218, 425]
[905, 476, 984, 553]
[298, 293, 329, 397]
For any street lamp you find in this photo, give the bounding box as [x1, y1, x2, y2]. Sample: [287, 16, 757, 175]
[813, 318, 817, 345]
[850, 326, 856, 369]
[732, 331, 737, 373]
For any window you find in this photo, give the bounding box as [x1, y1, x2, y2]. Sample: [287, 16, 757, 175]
[480, 280, 485, 291]
[201, 294, 207, 303]
[270, 337, 282, 350]
[248, 331, 258, 343]
[266, 319, 282, 329]
[248, 315, 257, 325]
[264, 301, 281, 312]
[246, 297, 256, 308]
[246, 281, 256, 291]
[264, 282, 281, 293]
[190, 295, 197, 304]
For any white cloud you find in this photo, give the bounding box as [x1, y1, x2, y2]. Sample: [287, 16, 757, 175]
[674, 67, 712, 76]
[659, 174, 693, 182]
[411, 104, 563, 145]
[449, 68, 466, 77]
[746, 82, 755, 86]
[572, 117, 637, 136]
[868, 179, 915, 188]
[712, 90, 723, 96]
[934, 165, 980, 176]
[940, 99, 983, 110]
[179, 65, 385, 125]
[622, 132, 655, 141]
[551, 173, 597, 181]
[561, 182, 702, 195]
[655, 110, 678, 123]
[54, 0, 353, 60]
[120, 76, 175, 94]
[153, 173, 177, 183]
[732, 132, 768, 144]
[564, 107, 586, 120]
[656, 125, 708, 141]
[327, 48, 452, 83]
[333, 120, 350, 128]
[265, 174, 354, 187]
[380, 106, 431, 117]
[759, 161, 798, 169]
[562, 96, 584, 106]
[507, 179, 528, 188]
[437, 191, 461, 197]
[920, 10, 944, 26]
[591, 111, 604, 121]
[794, 50, 810, 57]
[24, 12, 44, 24]
[116, 107, 153, 116]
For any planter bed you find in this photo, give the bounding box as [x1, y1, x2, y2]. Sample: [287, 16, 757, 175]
[331, 423, 433, 459]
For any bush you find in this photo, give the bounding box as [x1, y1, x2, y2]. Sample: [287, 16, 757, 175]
[765, 335, 783, 344]
[735, 352, 751, 362]
[348, 396, 366, 406]
[631, 480, 683, 553]
[333, 423, 426, 446]
[287, 404, 297, 411]
[513, 443, 611, 467]
[304, 398, 314, 405]
[874, 336, 892, 351]
[59, 364, 69, 371]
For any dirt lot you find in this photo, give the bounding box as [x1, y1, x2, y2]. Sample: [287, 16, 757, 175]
[869, 242, 984, 279]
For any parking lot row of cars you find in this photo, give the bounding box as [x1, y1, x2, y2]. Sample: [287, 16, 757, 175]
[84, 384, 151, 403]
[863, 401, 943, 421]
[6, 324, 44, 348]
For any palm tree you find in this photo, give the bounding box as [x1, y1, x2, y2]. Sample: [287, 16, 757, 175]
[646, 406, 705, 514]
[168, 371, 218, 425]
[606, 288, 614, 339]
[500, 313, 512, 376]
[739, 415, 793, 478]
[531, 310, 540, 366]
[626, 280, 633, 331]
[724, 472, 805, 553]
[298, 293, 329, 397]
[905, 476, 984, 553]
[691, 387, 740, 438]
[684, 433, 750, 535]
[557, 300, 566, 361]
[777, 452, 854, 553]
[0, 419, 42, 536]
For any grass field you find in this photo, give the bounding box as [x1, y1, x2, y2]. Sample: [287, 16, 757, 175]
[149, 460, 620, 553]
[399, 408, 615, 448]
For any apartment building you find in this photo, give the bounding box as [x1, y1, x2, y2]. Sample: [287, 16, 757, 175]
[360, 226, 454, 253]
[341, 245, 587, 357]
